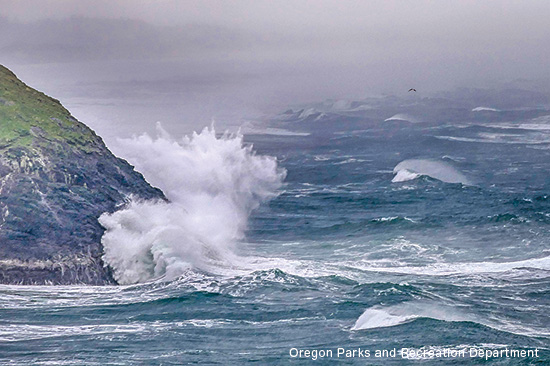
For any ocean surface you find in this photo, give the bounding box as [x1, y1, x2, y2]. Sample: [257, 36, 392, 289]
[2, 103, 550, 365]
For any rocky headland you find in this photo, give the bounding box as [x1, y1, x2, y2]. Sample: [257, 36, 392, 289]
[0, 65, 165, 285]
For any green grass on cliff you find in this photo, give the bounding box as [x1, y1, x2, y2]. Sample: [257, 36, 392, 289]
[0, 65, 102, 152]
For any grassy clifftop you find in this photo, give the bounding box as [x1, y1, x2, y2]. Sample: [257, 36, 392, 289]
[0, 65, 101, 153]
[0, 65, 165, 285]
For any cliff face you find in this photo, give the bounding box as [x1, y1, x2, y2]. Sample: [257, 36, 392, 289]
[0, 65, 165, 285]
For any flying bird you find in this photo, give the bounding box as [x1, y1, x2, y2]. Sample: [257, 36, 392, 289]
[408, 88, 417, 92]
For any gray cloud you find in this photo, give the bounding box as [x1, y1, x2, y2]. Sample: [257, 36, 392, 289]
[2, 1, 549, 84]
[1, 1, 549, 138]
[0, 16, 260, 63]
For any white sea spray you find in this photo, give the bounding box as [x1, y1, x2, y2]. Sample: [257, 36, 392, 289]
[99, 124, 286, 284]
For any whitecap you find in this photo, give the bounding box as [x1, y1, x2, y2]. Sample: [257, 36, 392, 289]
[391, 169, 420, 183]
[392, 159, 470, 185]
[384, 113, 418, 122]
[351, 307, 417, 330]
[352, 302, 469, 330]
[472, 106, 500, 112]
[352, 301, 550, 337]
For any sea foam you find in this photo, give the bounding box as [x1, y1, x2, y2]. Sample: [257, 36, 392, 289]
[99, 124, 286, 284]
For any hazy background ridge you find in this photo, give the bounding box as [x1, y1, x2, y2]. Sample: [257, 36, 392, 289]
[1, 0, 549, 144]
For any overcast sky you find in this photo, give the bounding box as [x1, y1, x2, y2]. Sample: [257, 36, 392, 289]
[1, 0, 549, 141]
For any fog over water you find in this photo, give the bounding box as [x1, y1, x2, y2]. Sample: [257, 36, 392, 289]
[1, 0, 549, 144]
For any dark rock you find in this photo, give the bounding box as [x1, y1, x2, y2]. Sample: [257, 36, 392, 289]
[0, 64, 166, 285]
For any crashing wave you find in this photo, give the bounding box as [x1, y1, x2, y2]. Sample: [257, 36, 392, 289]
[392, 159, 470, 184]
[99, 123, 286, 285]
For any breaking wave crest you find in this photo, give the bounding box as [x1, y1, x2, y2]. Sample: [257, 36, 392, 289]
[392, 159, 470, 184]
[352, 302, 470, 330]
[384, 113, 418, 123]
[99, 124, 286, 285]
[352, 301, 550, 337]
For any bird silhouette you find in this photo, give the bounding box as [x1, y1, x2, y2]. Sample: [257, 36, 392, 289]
[408, 88, 417, 92]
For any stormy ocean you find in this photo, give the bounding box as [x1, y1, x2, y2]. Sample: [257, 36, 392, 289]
[2, 96, 550, 365]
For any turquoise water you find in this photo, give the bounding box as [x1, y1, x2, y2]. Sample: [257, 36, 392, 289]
[2, 115, 550, 364]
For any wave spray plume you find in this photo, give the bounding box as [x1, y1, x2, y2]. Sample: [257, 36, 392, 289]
[99, 124, 286, 284]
